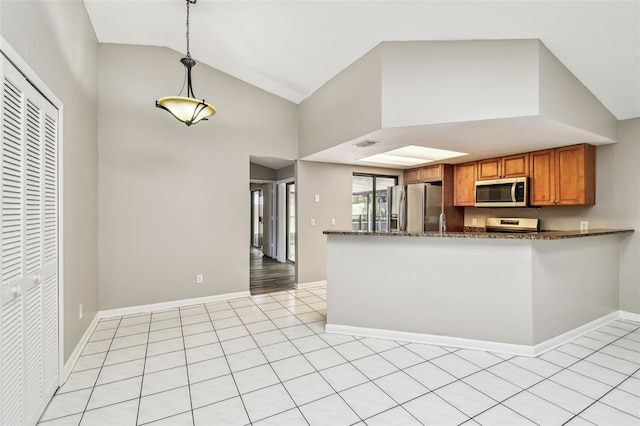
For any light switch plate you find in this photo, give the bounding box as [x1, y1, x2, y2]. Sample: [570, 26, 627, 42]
[331, 218, 336, 226]
[314, 194, 320, 203]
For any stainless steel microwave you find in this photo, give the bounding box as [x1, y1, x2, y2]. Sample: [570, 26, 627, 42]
[474, 177, 528, 207]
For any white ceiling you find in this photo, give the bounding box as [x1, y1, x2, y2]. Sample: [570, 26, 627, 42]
[85, 0, 639, 121]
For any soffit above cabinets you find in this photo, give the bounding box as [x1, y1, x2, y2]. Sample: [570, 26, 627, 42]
[299, 40, 617, 168]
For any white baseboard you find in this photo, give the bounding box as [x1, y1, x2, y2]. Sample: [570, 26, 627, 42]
[326, 311, 622, 357]
[532, 311, 619, 356]
[326, 323, 534, 356]
[62, 312, 100, 383]
[619, 310, 640, 323]
[100, 291, 252, 319]
[296, 280, 327, 290]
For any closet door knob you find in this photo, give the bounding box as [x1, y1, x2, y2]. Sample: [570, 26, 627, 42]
[12, 286, 22, 298]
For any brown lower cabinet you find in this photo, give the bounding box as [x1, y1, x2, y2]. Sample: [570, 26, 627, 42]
[530, 144, 595, 206]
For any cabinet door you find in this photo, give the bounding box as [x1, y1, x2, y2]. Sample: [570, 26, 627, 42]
[556, 144, 595, 205]
[530, 149, 555, 206]
[404, 168, 422, 184]
[454, 162, 477, 206]
[502, 153, 529, 178]
[477, 158, 501, 180]
[421, 164, 443, 182]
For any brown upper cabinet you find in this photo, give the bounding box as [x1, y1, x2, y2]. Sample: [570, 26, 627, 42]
[403, 164, 445, 184]
[530, 144, 595, 206]
[453, 162, 477, 206]
[477, 153, 529, 180]
[404, 167, 422, 184]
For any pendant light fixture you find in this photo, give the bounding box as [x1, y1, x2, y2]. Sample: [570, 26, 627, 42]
[156, 0, 216, 126]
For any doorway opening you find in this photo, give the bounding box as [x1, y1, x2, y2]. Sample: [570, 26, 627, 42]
[249, 157, 296, 295]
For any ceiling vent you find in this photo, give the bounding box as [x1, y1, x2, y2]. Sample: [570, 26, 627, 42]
[353, 140, 380, 148]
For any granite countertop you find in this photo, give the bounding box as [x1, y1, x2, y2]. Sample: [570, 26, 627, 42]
[323, 228, 634, 240]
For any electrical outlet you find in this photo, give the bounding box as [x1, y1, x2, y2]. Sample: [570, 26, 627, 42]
[331, 218, 336, 226]
[471, 218, 478, 226]
[310, 218, 316, 227]
[580, 221, 589, 232]
[196, 274, 204, 284]
[78, 304, 83, 320]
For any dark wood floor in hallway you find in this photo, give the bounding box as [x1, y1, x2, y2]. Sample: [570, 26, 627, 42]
[250, 246, 296, 295]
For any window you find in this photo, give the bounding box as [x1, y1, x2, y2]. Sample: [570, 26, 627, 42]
[352, 173, 398, 231]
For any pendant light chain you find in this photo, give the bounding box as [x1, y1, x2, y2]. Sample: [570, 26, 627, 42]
[186, 0, 192, 57]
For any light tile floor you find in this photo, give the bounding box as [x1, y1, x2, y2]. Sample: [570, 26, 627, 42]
[39, 286, 640, 425]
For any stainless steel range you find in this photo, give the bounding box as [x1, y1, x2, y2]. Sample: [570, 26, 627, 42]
[485, 217, 540, 233]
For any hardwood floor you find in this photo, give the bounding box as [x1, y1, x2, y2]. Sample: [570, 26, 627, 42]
[250, 246, 296, 295]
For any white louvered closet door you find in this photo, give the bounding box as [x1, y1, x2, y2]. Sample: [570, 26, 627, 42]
[1, 55, 59, 426]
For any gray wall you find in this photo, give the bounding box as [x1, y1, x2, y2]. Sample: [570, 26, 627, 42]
[98, 44, 297, 310]
[250, 162, 277, 181]
[297, 161, 402, 284]
[277, 164, 295, 181]
[538, 42, 618, 140]
[1, 1, 100, 362]
[298, 47, 383, 158]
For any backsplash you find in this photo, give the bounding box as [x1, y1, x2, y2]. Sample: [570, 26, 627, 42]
[463, 205, 637, 231]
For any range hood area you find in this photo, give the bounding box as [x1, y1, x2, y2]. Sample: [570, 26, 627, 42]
[299, 40, 618, 168]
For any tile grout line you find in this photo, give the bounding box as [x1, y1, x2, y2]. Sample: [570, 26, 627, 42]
[202, 298, 254, 425]
[561, 365, 640, 425]
[71, 316, 123, 425]
[464, 322, 640, 424]
[230, 295, 312, 425]
[133, 314, 153, 426]
[178, 305, 197, 426]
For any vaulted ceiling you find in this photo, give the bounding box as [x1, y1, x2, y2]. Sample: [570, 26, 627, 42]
[85, 1, 639, 120]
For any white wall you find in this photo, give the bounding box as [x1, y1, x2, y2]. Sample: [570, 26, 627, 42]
[381, 40, 539, 128]
[1, 1, 99, 362]
[98, 44, 297, 310]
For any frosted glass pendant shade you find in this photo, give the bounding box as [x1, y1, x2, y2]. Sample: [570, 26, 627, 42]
[156, 96, 216, 126]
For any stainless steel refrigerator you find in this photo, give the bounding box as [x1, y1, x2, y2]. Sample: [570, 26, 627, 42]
[387, 183, 443, 233]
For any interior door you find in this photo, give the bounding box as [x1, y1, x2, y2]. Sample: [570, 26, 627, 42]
[251, 189, 263, 248]
[1, 54, 59, 426]
[286, 182, 295, 263]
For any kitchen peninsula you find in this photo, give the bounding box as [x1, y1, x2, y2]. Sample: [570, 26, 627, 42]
[323, 229, 633, 356]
